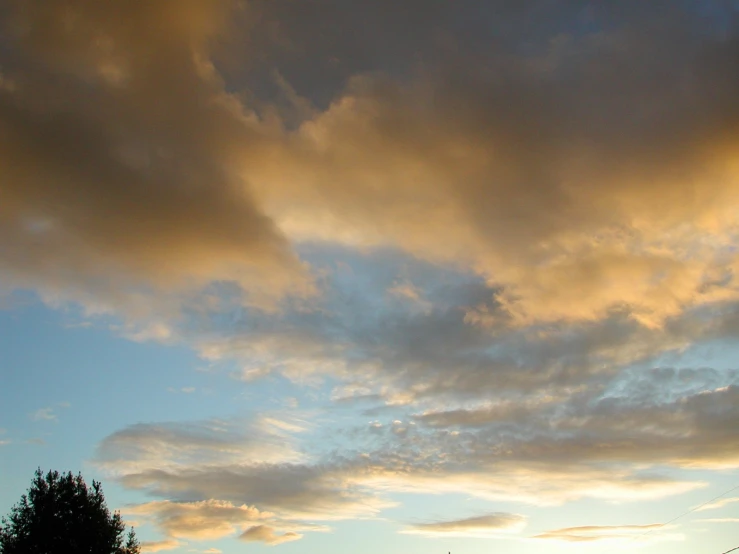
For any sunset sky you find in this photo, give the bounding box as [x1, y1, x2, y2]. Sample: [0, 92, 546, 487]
[2, 1, 739, 553]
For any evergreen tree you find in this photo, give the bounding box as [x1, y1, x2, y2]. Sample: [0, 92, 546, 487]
[0, 468, 140, 554]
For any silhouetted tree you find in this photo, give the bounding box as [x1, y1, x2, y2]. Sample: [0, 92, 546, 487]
[0, 468, 140, 554]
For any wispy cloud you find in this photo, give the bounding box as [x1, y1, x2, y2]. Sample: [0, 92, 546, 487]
[96, 417, 307, 473]
[403, 513, 526, 538]
[534, 523, 679, 543]
[167, 387, 196, 394]
[696, 496, 739, 512]
[30, 407, 57, 421]
[140, 539, 182, 553]
[29, 402, 70, 422]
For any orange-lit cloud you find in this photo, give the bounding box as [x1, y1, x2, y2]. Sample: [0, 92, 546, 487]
[140, 539, 182, 553]
[239, 525, 302, 545]
[534, 523, 678, 543]
[126, 500, 268, 541]
[0, 0, 312, 322]
[2, 0, 739, 332]
[402, 513, 526, 538]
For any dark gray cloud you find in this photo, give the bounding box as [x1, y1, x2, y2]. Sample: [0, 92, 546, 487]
[0, 0, 312, 318]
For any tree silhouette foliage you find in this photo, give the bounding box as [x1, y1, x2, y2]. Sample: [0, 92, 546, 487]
[0, 468, 140, 554]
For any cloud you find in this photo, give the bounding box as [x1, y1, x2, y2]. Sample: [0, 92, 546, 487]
[140, 539, 182, 553]
[0, 0, 313, 322]
[96, 417, 306, 473]
[9, 0, 739, 550]
[696, 496, 739, 512]
[96, 366, 739, 546]
[192, 254, 729, 411]
[409, 383, 739, 470]
[2, 0, 739, 334]
[355, 460, 704, 507]
[127, 500, 267, 540]
[98, 417, 382, 543]
[94, 287, 739, 539]
[403, 513, 526, 538]
[29, 407, 57, 421]
[126, 499, 328, 545]
[239, 525, 302, 545]
[5, 0, 739, 427]
[386, 281, 432, 313]
[167, 387, 197, 394]
[99, 395, 716, 529]
[118, 463, 392, 521]
[245, 9, 739, 327]
[534, 523, 679, 543]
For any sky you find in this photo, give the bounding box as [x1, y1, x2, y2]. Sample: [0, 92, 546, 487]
[1, 0, 739, 553]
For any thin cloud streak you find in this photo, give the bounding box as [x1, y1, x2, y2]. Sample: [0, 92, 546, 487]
[402, 513, 526, 538]
[696, 496, 739, 512]
[534, 523, 679, 543]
